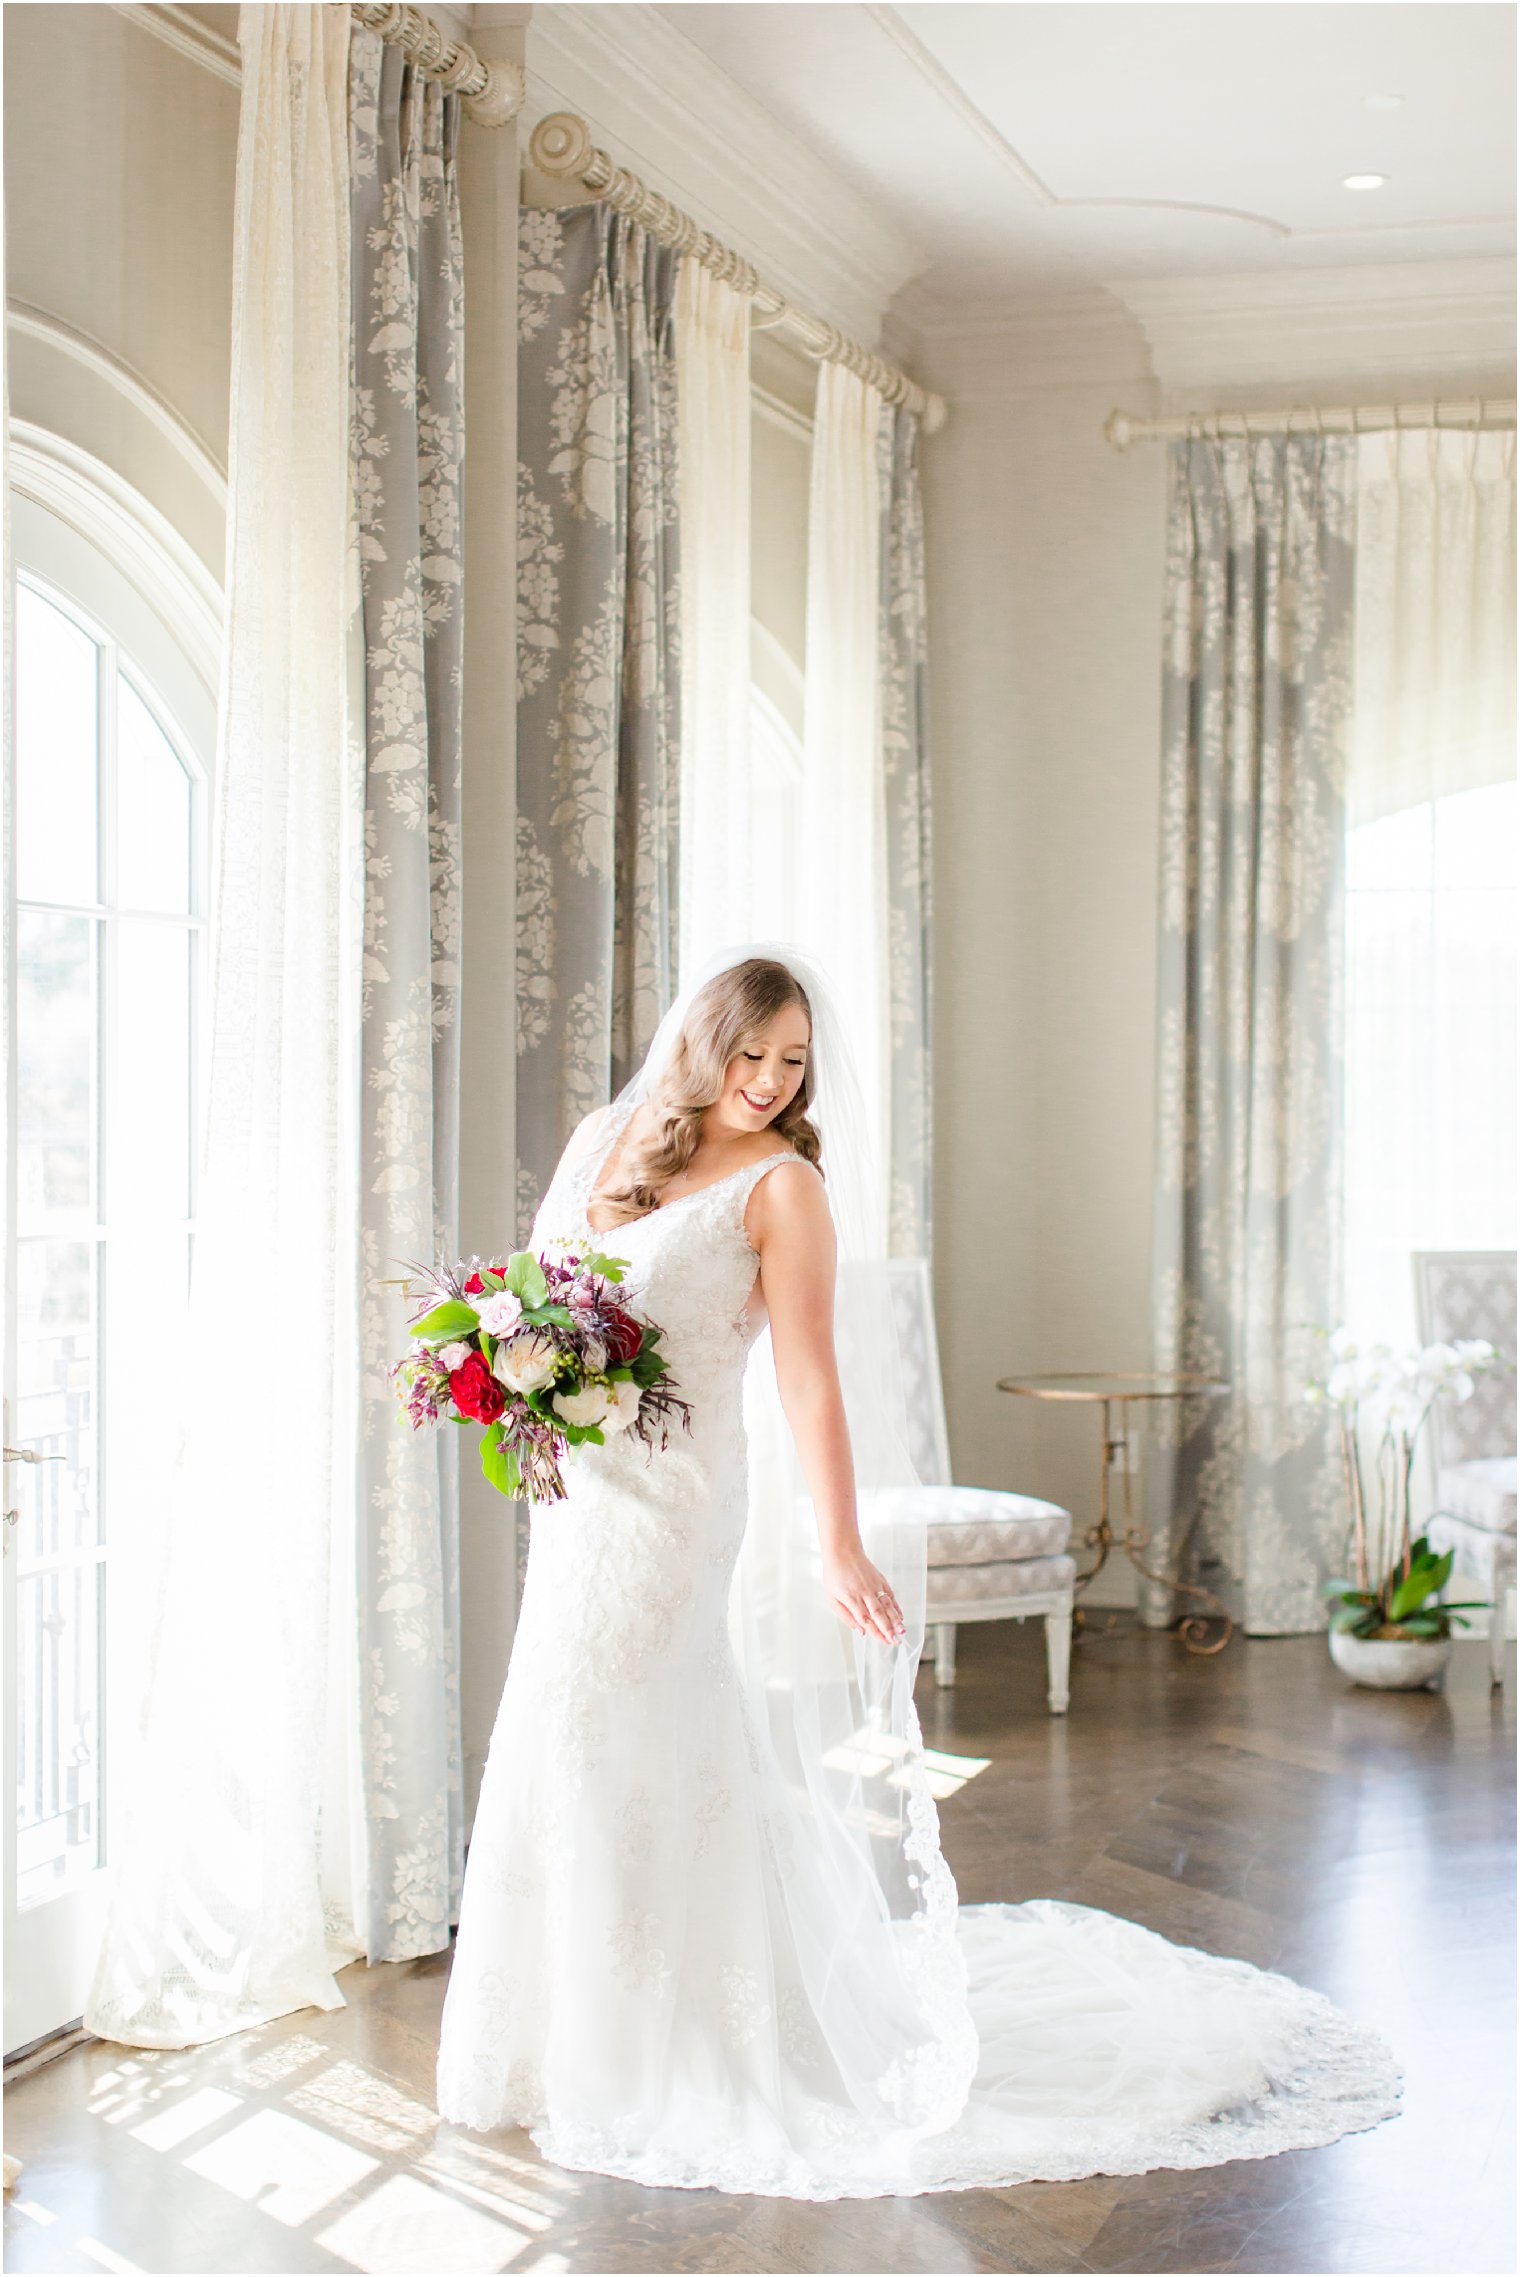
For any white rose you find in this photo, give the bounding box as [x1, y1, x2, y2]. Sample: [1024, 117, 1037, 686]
[600, 1378, 643, 1435]
[478, 1290, 524, 1338]
[552, 1382, 616, 1430]
[492, 1330, 559, 1395]
[439, 1341, 474, 1370]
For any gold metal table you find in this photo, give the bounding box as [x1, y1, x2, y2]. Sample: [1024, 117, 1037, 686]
[996, 1372, 1233, 1654]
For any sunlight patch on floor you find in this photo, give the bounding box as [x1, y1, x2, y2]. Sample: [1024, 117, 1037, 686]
[315, 2170, 531, 2274]
[181, 2107, 379, 2226]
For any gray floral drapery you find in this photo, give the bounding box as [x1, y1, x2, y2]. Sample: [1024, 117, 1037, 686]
[515, 204, 681, 1240]
[350, 26, 464, 1957]
[1148, 436, 1357, 1636]
[878, 406, 933, 1260]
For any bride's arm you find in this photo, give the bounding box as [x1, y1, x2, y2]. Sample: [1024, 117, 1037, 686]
[748, 1167, 905, 1647]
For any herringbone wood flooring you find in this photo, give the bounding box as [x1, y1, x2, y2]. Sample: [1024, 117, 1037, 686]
[4, 1628, 1513, 2276]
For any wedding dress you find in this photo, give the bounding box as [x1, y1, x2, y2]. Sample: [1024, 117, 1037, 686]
[435, 1061, 1402, 2198]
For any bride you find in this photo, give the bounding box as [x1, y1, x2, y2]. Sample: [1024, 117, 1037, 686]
[435, 944, 1401, 2198]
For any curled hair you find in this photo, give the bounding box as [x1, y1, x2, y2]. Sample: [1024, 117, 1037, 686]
[598, 958, 822, 1226]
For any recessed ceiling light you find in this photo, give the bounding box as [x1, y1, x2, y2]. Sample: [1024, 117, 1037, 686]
[1343, 173, 1388, 191]
[1365, 93, 1405, 110]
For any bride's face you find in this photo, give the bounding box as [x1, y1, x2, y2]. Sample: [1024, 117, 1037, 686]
[711, 1004, 811, 1136]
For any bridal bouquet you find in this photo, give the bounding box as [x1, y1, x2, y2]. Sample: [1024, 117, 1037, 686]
[393, 1246, 691, 1503]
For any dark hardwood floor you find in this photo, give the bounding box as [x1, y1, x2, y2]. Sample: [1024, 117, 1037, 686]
[4, 1626, 1514, 2277]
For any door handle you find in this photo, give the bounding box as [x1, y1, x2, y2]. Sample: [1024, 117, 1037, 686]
[3, 1447, 62, 1464]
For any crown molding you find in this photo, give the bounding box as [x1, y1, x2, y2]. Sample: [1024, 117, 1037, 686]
[1119, 259, 1517, 391]
[892, 257, 1516, 400]
[889, 287, 1156, 396]
[112, 4, 240, 86]
[522, 4, 928, 345]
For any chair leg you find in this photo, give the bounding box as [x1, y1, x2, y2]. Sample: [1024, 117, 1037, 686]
[933, 1622, 957, 1687]
[1490, 1578, 1514, 1690]
[1045, 1604, 1072, 1715]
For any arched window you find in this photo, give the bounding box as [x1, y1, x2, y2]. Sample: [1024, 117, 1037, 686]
[6, 446, 217, 2043]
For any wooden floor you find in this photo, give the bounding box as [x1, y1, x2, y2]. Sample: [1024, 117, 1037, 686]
[4, 1627, 1514, 2277]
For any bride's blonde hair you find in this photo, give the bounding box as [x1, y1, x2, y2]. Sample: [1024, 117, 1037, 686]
[598, 958, 823, 1225]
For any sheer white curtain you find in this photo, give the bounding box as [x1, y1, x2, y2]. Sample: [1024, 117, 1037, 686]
[1344, 427, 1517, 1346]
[87, 4, 366, 2046]
[801, 362, 889, 1247]
[675, 261, 752, 978]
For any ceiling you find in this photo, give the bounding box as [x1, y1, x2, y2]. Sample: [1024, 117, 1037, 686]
[653, 2, 1515, 309]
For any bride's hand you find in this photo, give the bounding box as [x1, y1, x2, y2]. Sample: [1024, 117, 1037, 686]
[823, 1545, 905, 1645]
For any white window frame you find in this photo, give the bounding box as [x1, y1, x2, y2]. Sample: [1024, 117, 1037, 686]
[4, 430, 219, 2055]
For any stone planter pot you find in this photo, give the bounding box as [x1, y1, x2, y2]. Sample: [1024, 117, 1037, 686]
[1329, 1627, 1453, 1690]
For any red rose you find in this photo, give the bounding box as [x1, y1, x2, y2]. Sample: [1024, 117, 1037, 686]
[602, 1304, 643, 1367]
[449, 1350, 506, 1424]
[463, 1269, 486, 1296]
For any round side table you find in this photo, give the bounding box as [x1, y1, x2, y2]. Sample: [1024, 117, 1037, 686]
[996, 1372, 1233, 1654]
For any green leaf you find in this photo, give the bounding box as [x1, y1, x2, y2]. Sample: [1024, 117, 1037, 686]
[1389, 1563, 1444, 1623]
[580, 1250, 628, 1283]
[630, 1345, 668, 1387]
[522, 1303, 575, 1330]
[409, 1299, 480, 1343]
[479, 1423, 521, 1498]
[504, 1251, 549, 1308]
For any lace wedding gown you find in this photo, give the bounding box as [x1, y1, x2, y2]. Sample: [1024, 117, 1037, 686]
[435, 1101, 1402, 2198]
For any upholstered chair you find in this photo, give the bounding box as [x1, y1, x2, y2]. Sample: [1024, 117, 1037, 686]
[1413, 1251, 1516, 1689]
[885, 1262, 1075, 1712]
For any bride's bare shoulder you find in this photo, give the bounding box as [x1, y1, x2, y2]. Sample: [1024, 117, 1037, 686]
[743, 1148, 828, 1242]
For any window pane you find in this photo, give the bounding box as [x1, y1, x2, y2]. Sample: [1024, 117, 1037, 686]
[17, 911, 98, 1232]
[16, 1559, 104, 1907]
[1345, 800, 1432, 894]
[1433, 779, 1517, 893]
[112, 920, 192, 1222]
[14, 1240, 100, 1563]
[15, 581, 99, 907]
[117, 674, 192, 914]
[1344, 781, 1517, 1345]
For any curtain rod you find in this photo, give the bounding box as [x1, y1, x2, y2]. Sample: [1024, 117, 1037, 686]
[528, 112, 946, 433]
[1106, 399, 1516, 450]
[350, 4, 523, 125]
[113, 6, 525, 125]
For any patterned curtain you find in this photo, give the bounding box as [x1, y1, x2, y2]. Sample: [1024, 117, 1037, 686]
[1148, 436, 1357, 1636]
[515, 204, 681, 1239]
[350, 27, 464, 1958]
[878, 405, 933, 1260]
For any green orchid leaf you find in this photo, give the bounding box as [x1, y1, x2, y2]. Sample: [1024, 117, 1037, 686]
[1389, 1566, 1442, 1623]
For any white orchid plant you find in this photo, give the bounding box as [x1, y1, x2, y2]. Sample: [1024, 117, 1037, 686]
[1305, 1330, 1507, 1641]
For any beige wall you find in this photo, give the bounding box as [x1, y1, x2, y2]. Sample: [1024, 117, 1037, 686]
[4, 3, 238, 572]
[922, 374, 1167, 1604]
